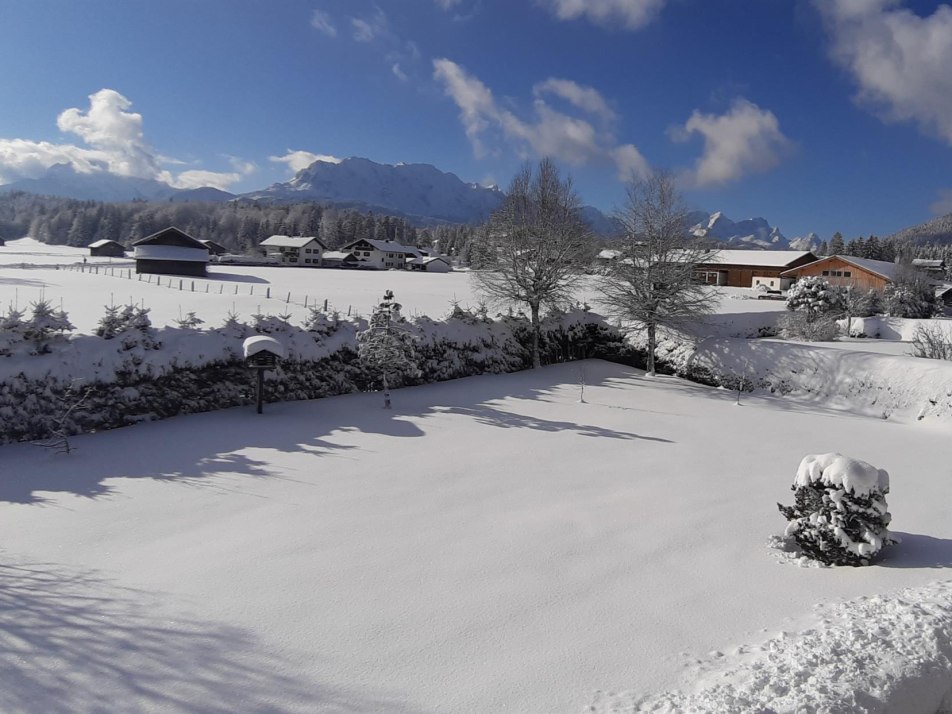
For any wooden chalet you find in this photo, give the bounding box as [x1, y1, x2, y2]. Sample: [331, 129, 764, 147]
[780, 255, 899, 292]
[694, 250, 818, 289]
[340, 239, 421, 270]
[88, 239, 126, 257]
[133, 227, 209, 277]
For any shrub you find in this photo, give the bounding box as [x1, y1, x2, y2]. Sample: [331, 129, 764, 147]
[883, 282, 936, 319]
[910, 323, 952, 360]
[778, 453, 894, 566]
[786, 277, 845, 316]
[778, 311, 840, 341]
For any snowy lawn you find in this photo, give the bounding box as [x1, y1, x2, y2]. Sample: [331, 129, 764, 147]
[2, 360, 951, 713]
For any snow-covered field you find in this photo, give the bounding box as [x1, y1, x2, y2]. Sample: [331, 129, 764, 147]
[1, 239, 783, 333]
[2, 362, 951, 713]
[3, 238, 952, 712]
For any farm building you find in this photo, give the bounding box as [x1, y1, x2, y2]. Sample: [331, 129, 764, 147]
[912, 258, 945, 277]
[132, 227, 209, 277]
[322, 251, 359, 269]
[88, 239, 126, 257]
[694, 250, 817, 289]
[407, 256, 452, 273]
[341, 239, 421, 270]
[260, 235, 326, 266]
[780, 255, 899, 292]
[199, 240, 228, 256]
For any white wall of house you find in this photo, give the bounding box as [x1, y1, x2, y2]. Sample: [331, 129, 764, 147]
[751, 276, 791, 290]
[262, 240, 324, 266]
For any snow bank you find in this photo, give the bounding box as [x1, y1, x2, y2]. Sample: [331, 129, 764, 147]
[795, 452, 889, 498]
[590, 579, 952, 713]
[650, 334, 952, 423]
[848, 316, 952, 341]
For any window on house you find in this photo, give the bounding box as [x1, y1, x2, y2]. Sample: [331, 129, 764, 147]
[844, 271, 851, 277]
[822, 270, 830, 276]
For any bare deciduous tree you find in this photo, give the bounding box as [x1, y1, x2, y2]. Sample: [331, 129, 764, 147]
[596, 170, 715, 375]
[472, 158, 592, 368]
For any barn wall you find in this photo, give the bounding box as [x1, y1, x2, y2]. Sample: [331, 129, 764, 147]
[786, 257, 889, 291]
[136, 259, 207, 277]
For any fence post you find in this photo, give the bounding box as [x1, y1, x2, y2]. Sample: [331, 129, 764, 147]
[179, 279, 183, 291]
[286, 292, 290, 303]
[235, 284, 239, 295]
[348, 305, 351, 316]
[191, 281, 195, 292]
[304, 295, 308, 308]
[323, 299, 328, 311]
[266, 287, 270, 299]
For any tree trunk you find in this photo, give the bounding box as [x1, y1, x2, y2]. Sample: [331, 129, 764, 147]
[530, 302, 541, 368]
[382, 371, 391, 409]
[646, 322, 656, 376]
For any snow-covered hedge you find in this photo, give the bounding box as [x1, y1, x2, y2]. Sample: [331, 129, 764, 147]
[778, 453, 894, 566]
[0, 306, 631, 444]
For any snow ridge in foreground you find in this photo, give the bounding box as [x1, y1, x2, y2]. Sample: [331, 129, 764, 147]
[590, 580, 952, 714]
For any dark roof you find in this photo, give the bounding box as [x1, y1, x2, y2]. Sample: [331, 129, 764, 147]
[88, 239, 125, 249]
[133, 226, 206, 249]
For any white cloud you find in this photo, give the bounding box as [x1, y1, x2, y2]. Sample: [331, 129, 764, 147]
[269, 150, 342, 174]
[533, 78, 616, 122]
[351, 8, 389, 42]
[675, 99, 793, 187]
[540, 0, 666, 30]
[931, 188, 952, 215]
[170, 170, 242, 191]
[433, 58, 648, 180]
[310, 9, 337, 37]
[817, 0, 952, 145]
[392, 63, 409, 82]
[0, 89, 249, 191]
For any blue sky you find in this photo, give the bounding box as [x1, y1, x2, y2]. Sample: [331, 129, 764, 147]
[1, 0, 951, 240]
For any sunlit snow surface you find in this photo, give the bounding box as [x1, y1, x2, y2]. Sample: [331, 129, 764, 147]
[2, 238, 952, 712]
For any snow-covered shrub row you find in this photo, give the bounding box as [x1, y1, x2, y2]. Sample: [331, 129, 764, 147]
[778, 453, 894, 566]
[0, 305, 630, 444]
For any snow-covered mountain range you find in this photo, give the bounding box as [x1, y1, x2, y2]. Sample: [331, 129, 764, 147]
[243, 157, 505, 225]
[0, 158, 823, 247]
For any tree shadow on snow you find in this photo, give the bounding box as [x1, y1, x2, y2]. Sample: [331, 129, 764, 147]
[878, 532, 952, 568]
[0, 558, 412, 714]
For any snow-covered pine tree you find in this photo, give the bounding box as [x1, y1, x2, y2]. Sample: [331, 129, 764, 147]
[174, 311, 204, 329]
[96, 304, 124, 339]
[357, 290, 419, 409]
[24, 300, 74, 354]
[0, 305, 26, 356]
[778, 453, 894, 566]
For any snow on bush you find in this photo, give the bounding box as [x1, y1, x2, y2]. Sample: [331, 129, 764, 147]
[780, 277, 843, 341]
[0, 305, 630, 444]
[778, 453, 894, 566]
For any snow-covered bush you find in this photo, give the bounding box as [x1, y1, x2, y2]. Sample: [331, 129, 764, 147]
[778, 311, 840, 341]
[781, 278, 844, 341]
[778, 453, 894, 566]
[883, 283, 936, 319]
[786, 277, 845, 317]
[0, 308, 626, 444]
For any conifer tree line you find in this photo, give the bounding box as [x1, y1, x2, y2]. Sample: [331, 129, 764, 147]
[0, 191, 481, 261]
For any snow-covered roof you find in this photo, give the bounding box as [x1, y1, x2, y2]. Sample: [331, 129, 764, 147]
[406, 256, 450, 265]
[342, 238, 421, 256]
[88, 239, 124, 249]
[242, 335, 286, 359]
[322, 251, 357, 260]
[133, 245, 209, 263]
[260, 235, 325, 249]
[696, 250, 815, 268]
[839, 256, 900, 281]
[598, 249, 623, 260]
[133, 227, 205, 249]
[912, 259, 944, 268]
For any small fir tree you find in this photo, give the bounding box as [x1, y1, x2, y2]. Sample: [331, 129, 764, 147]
[357, 290, 419, 409]
[0, 305, 26, 356]
[23, 300, 74, 354]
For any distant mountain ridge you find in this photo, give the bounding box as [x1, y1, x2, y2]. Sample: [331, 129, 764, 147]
[887, 212, 952, 245]
[243, 157, 505, 225]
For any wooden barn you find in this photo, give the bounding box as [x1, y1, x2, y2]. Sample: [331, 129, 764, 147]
[693, 250, 817, 288]
[407, 256, 452, 273]
[88, 239, 126, 257]
[133, 227, 209, 277]
[780, 255, 898, 292]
